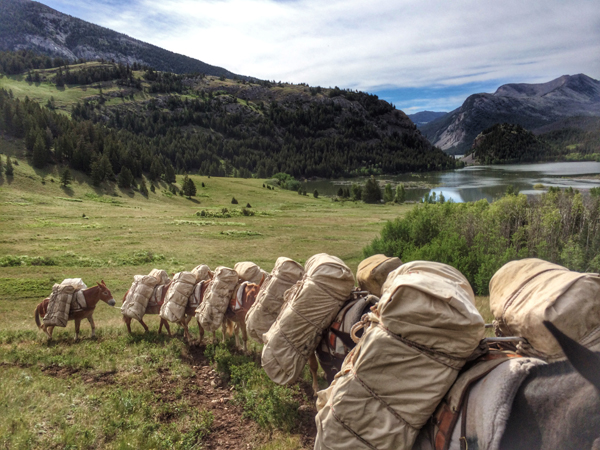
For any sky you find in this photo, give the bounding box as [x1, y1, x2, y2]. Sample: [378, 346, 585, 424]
[35, 0, 600, 114]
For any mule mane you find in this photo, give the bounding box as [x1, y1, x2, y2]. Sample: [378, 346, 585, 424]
[529, 358, 575, 379]
[528, 351, 600, 386]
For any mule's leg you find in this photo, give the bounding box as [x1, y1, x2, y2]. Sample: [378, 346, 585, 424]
[222, 317, 228, 344]
[179, 319, 190, 342]
[88, 316, 96, 339]
[240, 320, 248, 353]
[184, 315, 194, 341]
[308, 353, 320, 396]
[124, 316, 133, 334]
[44, 325, 54, 340]
[74, 318, 81, 341]
[139, 318, 150, 333]
[233, 323, 241, 349]
[162, 320, 172, 337]
[197, 317, 205, 344]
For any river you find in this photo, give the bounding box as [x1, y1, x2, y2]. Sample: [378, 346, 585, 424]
[304, 162, 600, 203]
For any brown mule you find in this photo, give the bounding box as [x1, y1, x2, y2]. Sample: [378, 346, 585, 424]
[223, 282, 262, 352]
[34, 281, 115, 341]
[223, 280, 320, 395]
[122, 281, 172, 336]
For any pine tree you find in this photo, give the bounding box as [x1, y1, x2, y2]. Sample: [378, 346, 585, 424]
[164, 162, 176, 183]
[182, 175, 196, 197]
[90, 159, 104, 186]
[313, 189, 319, 198]
[351, 183, 362, 201]
[383, 183, 394, 203]
[395, 184, 406, 203]
[150, 184, 156, 193]
[362, 176, 382, 204]
[32, 133, 47, 168]
[5, 155, 13, 176]
[149, 157, 163, 181]
[139, 178, 149, 197]
[60, 168, 72, 187]
[118, 167, 133, 188]
[231, 197, 238, 204]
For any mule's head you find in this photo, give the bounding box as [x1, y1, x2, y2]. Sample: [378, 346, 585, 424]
[97, 280, 116, 307]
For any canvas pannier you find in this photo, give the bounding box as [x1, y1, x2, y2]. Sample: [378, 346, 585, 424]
[356, 254, 402, 297]
[159, 271, 197, 323]
[246, 257, 305, 343]
[61, 278, 87, 290]
[490, 258, 600, 360]
[148, 269, 170, 286]
[121, 274, 160, 321]
[234, 261, 268, 285]
[195, 266, 239, 332]
[315, 261, 485, 450]
[191, 265, 212, 283]
[43, 279, 86, 327]
[261, 253, 355, 386]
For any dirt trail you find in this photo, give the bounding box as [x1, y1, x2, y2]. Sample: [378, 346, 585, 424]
[181, 344, 317, 450]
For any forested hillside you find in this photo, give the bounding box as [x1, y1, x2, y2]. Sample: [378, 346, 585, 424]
[467, 121, 600, 164]
[0, 51, 454, 183]
[470, 123, 550, 164]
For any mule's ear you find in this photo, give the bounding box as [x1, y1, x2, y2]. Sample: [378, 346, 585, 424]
[97, 282, 102, 287]
[544, 321, 600, 390]
[101, 279, 106, 285]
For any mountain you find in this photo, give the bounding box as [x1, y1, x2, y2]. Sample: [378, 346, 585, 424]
[0, 0, 241, 78]
[407, 111, 447, 127]
[421, 74, 600, 154]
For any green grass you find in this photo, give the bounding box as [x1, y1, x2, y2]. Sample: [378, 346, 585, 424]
[0, 147, 496, 449]
[0, 145, 411, 448]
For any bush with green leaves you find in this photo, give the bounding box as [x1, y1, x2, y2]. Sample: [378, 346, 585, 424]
[364, 190, 600, 294]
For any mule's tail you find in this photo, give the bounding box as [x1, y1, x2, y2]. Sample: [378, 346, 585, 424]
[34, 304, 42, 329]
[544, 321, 600, 390]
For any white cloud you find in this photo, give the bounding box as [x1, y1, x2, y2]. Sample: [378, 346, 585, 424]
[40, 0, 600, 110]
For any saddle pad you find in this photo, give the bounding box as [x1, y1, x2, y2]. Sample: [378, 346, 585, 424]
[450, 358, 545, 450]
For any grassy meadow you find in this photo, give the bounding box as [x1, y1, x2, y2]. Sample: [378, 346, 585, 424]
[0, 137, 493, 449]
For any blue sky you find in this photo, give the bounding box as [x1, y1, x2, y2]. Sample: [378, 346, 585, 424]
[35, 0, 600, 114]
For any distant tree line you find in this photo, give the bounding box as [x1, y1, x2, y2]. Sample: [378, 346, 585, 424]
[0, 50, 71, 75]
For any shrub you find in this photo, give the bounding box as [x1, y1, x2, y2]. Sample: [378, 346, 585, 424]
[231, 197, 238, 204]
[364, 191, 600, 295]
[362, 176, 382, 203]
[313, 189, 319, 198]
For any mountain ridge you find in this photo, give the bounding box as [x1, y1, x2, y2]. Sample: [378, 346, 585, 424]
[421, 74, 600, 154]
[407, 110, 447, 127]
[0, 0, 243, 78]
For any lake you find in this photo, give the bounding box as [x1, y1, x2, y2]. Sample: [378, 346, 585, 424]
[304, 161, 600, 203]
